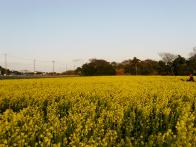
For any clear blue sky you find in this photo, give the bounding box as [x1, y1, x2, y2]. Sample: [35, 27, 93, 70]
[0, 0, 196, 72]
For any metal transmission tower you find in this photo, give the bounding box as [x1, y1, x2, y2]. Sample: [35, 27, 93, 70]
[52, 60, 55, 73]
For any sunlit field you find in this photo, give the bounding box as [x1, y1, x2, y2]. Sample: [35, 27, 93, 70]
[0, 76, 196, 146]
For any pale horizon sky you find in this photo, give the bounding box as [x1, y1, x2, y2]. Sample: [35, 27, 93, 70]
[0, 0, 196, 72]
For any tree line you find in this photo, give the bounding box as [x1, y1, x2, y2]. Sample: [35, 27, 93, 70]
[1, 49, 195, 76]
[75, 49, 196, 76]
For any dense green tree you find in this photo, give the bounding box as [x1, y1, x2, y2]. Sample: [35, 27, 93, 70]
[187, 52, 196, 74]
[0, 66, 10, 75]
[78, 59, 115, 76]
[140, 60, 158, 75]
[172, 55, 187, 75]
[121, 59, 134, 75]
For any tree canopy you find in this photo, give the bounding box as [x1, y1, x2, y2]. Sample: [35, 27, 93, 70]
[76, 49, 196, 76]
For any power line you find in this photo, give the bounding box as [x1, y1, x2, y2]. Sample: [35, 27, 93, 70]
[0, 53, 85, 72]
[4, 54, 53, 63]
[6, 54, 33, 61]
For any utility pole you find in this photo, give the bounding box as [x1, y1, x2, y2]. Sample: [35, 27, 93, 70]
[4, 53, 7, 69]
[33, 59, 36, 74]
[52, 60, 55, 73]
[4, 53, 7, 75]
[66, 64, 68, 72]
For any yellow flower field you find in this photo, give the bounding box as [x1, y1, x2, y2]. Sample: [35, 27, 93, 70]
[0, 76, 196, 146]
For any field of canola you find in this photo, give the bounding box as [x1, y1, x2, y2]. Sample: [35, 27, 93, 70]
[0, 76, 196, 146]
